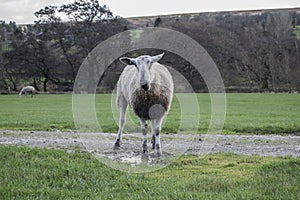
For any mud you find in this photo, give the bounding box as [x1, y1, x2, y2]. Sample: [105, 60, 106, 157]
[1, 130, 300, 168]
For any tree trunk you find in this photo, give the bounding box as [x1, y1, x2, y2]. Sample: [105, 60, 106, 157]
[43, 78, 48, 92]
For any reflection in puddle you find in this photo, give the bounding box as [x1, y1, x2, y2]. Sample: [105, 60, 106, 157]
[120, 156, 142, 166]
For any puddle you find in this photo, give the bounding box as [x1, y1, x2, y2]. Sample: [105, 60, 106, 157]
[120, 156, 142, 166]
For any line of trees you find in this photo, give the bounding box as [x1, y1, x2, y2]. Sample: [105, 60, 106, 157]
[0, 1, 299, 93]
[0, 0, 128, 92]
[164, 10, 300, 92]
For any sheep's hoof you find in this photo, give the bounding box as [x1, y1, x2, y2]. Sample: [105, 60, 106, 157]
[152, 151, 162, 157]
[114, 140, 121, 149]
[156, 150, 162, 157]
[155, 144, 162, 157]
[141, 151, 149, 161]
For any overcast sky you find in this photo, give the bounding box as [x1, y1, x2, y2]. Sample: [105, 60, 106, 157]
[0, 0, 300, 24]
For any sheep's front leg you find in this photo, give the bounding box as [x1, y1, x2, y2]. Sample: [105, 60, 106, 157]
[115, 103, 127, 148]
[140, 118, 148, 157]
[151, 118, 163, 157]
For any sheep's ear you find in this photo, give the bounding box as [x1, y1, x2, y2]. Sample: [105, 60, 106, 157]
[150, 52, 164, 63]
[119, 57, 135, 66]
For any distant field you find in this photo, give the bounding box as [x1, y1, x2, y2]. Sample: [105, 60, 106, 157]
[294, 25, 300, 39]
[0, 145, 299, 199]
[0, 93, 299, 134]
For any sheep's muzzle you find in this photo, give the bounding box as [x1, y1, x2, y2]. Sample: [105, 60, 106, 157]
[141, 84, 150, 91]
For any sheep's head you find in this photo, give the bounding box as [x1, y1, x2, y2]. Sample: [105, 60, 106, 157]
[119, 53, 164, 91]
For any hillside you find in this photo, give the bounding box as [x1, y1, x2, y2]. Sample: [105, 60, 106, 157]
[100, 7, 300, 92]
[1, 7, 300, 93]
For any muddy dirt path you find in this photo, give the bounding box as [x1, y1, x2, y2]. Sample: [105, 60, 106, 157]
[1, 130, 300, 160]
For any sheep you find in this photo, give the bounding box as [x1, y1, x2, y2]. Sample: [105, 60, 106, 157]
[115, 53, 174, 157]
[18, 86, 36, 97]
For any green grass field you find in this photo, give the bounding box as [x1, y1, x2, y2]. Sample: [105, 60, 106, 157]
[0, 93, 299, 134]
[0, 145, 299, 199]
[1, 93, 300, 199]
[294, 25, 300, 39]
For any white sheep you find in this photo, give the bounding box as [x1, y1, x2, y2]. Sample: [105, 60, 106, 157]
[18, 86, 36, 97]
[115, 53, 174, 157]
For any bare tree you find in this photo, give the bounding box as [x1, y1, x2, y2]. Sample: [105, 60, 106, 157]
[32, 0, 126, 91]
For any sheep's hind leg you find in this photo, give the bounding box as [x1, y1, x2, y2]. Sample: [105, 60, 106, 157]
[151, 118, 163, 157]
[115, 102, 127, 149]
[140, 118, 149, 159]
[151, 119, 156, 150]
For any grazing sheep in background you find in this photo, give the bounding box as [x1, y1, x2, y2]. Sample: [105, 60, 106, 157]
[18, 86, 36, 97]
[115, 53, 174, 157]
